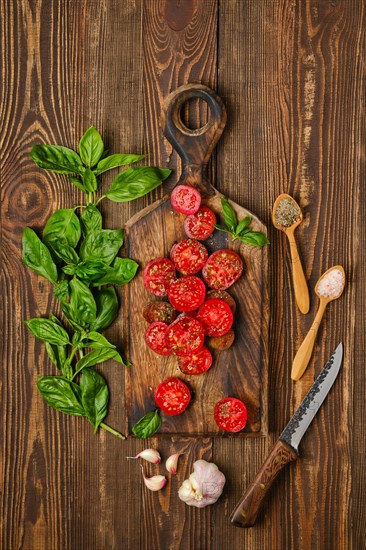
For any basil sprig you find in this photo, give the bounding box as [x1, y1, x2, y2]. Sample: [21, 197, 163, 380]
[24, 126, 171, 440]
[215, 198, 269, 247]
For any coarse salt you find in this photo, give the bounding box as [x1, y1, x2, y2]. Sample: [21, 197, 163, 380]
[317, 268, 345, 299]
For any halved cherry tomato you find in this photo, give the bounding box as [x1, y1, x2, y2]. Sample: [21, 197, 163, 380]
[143, 301, 177, 324]
[178, 347, 213, 375]
[154, 377, 191, 416]
[196, 299, 234, 337]
[202, 249, 243, 290]
[143, 258, 176, 297]
[168, 276, 206, 312]
[207, 330, 235, 350]
[170, 239, 208, 275]
[171, 185, 201, 215]
[166, 315, 204, 356]
[206, 289, 237, 313]
[145, 321, 172, 356]
[214, 397, 247, 432]
[184, 207, 216, 240]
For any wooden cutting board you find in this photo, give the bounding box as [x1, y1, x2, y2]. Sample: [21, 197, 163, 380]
[123, 84, 269, 436]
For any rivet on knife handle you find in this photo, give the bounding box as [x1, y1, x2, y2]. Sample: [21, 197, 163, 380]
[230, 440, 298, 528]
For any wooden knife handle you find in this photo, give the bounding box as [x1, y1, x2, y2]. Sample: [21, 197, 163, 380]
[230, 439, 298, 528]
[161, 84, 226, 193]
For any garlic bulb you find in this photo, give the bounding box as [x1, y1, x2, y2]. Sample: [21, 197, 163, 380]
[178, 460, 226, 508]
[126, 449, 161, 464]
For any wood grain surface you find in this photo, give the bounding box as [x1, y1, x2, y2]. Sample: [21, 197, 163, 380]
[0, 1, 364, 549]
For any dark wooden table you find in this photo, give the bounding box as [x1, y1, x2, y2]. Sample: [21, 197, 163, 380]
[1, 1, 364, 549]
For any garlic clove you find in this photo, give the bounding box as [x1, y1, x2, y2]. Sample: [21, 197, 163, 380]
[165, 452, 183, 474]
[141, 467, 167, 492]
[126, 448, 161, 464]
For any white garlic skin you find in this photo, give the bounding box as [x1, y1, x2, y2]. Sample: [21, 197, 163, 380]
[141, 468, 167, 492]
[165, 452, 183, 474]
[178, 460, 226, 508]
[126, 449, 161, 464]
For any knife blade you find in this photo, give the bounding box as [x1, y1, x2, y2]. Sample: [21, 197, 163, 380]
[230, 343, 343, 528]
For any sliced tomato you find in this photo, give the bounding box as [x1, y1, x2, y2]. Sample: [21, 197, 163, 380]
[196, 299, 234, 337]
[178, 347, 213, 375]
[171, 185, 201, 215]
[206, 289, 237, 313]
[184, 207, 216, 240]
[168, 276, 206, 312]
[207, 330, 235, 350]
[202, 249, 243, 290]
[166, 315, 204, 356]
[214, 397, 247, 432]
[154, 377, 191, 416]
[143, 258, 176, 297]
[170, 239, 208, 275]
[145, 321, 172, 356]
[143, 301, 177, 324]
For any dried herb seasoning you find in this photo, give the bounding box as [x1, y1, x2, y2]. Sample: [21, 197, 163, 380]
[274, 197, 301, 230]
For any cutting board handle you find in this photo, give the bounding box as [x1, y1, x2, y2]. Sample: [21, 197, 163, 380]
[161, 84, 227, 194]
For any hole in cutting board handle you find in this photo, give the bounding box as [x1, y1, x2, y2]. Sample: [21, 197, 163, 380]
[178, 97, 212, 135]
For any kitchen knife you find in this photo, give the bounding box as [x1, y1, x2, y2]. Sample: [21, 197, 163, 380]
[230, 343, 343, 528]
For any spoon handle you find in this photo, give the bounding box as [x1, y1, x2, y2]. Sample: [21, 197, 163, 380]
[291, 299, 328, 380]
[286, 231, 310, 314]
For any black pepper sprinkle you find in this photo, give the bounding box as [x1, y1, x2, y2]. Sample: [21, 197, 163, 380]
[274, 197, 301, 230]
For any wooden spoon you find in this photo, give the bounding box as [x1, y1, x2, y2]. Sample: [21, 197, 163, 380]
[272, 193, 309, 314]
[291, 265, 345, 381]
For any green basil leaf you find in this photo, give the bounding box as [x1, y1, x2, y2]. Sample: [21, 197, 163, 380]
[25, 318, 70, 345]
[91, 257, 138, 286]
[69, 176, 86, 192]
[132, 410, 161, 439]
[48, 238, 80, 265]
[221, 198, 238, 233]
[61, 303, 84, 332]
[30, 144, 84, 174]
[82, 169, 98, 192]
[68, 278, 97, 327]
[63, 260, 109, 281]
[84, 332, 116, 349]
[94, 153, 145, 175]
[105, 167, 171, 202]
[43, 209, 81, 251]
[79, 229, 123, 265]
[61, 358, 73, 379]
[80, 204, 102, 236]
[22, 227, 58, 284]
[235, 215, 252, 235]
[45, 342, 67, 370]
[53, 280, 70, 304]
[239, 231, 270, 247]
[90, 287, 118, 332]
[74, 347, 119, 375]
[213, 224, 229, 233]
[79, 126, 104, 167]
[37, 376, 85, 416]
[80, 368, 109, 432]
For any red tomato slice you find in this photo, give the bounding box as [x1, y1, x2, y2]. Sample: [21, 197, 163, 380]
[168, 276, 206, 312]
[143, 258, 176, 297]
[166, 315, 204, 356]
[170, 239, 208, 275]
[214, 397, 247, 432]
[202, 249, 243, 290]
[143, 301, 177, 324]
[145, 321, 172, 356]
[178, 347, 213, 375]
[206, 289, 237, 313]
[184, 207, 216, 240]
[154, 377, 191, 416]
[196, 299, 234, 337]
[171, 185, 201, 215]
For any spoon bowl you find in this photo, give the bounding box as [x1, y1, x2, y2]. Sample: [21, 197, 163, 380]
[291, 265, 346, 380]
[272, 193, 309, 314]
